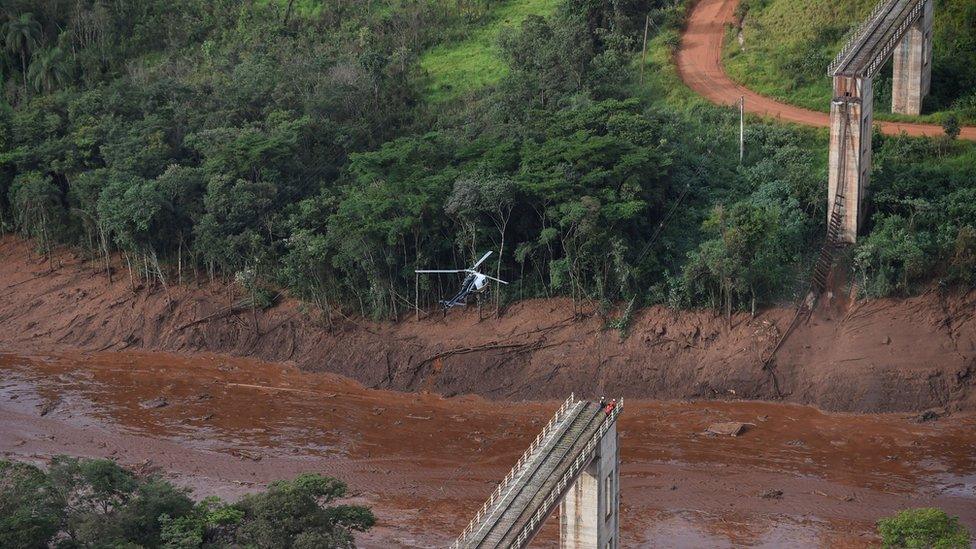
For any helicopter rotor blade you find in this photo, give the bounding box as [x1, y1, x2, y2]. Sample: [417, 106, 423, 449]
[415, 269, 464, 273]
[470, 251, 493, 270]
[463, 270, 509, 285]
[483, 275, 509, 285]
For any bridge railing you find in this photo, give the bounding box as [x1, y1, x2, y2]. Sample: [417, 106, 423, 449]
[862, 0, 925, 78]
[451, 393, 578, 548]
[511, 399, 624, 548]
[827, 0, 897, 76]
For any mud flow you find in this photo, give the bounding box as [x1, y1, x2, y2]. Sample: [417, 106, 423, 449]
[1, 351, 974, 547]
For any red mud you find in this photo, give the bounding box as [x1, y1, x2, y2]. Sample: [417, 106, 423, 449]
[1, 236, 973, 413]
[2, 351, 975, 547]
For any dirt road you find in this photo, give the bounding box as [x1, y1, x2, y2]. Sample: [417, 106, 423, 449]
[676, 0, 976, 140]
[2, 351, 975, 547]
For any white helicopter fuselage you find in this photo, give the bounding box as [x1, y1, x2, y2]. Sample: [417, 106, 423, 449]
[472, 273, 489, 291]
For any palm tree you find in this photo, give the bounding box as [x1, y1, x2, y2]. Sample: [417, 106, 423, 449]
[3, 13, 42, 100]
[28, 47, 66, 93]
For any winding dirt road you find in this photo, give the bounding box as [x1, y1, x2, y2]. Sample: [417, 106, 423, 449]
[676, 0, 976, 140]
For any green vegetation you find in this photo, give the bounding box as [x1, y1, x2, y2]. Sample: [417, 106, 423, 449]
[0, 457, 373, 548]
[421, 0, 561, 101]
[255, 0, 328, 20]
[855, 132, 976, 297]
[723, 0, 976, 124]
[0, 0, 973, 321]
[877, 508, 972, 548]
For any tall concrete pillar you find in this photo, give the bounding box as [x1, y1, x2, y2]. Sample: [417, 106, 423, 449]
[559, 421, 619, 549]
[828, 75, 873, 244]
[891, 0, 933, 115]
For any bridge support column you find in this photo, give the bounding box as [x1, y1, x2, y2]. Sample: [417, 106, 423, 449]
[828, 76, 873, 243]
[891, 0, 933, 115]
[559, 418, 619, 549]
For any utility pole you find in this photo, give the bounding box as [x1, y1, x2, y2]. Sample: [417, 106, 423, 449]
[739, 96, 745, 163]
[639, 14, 650, 85]
[415, 272, 419, 321]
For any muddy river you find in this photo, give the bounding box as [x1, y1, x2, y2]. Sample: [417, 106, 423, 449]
[1, 351, 974, 547]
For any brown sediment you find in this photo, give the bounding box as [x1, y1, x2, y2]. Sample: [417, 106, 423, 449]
[1, 236, 973, 413]
[1, 351, 974, 547]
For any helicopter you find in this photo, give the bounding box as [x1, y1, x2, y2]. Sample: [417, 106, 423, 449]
[416, 251, 508, 309]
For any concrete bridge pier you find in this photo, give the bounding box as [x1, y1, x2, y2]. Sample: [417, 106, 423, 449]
[891, 0, 933, 115]
[559, 418, 619, 549]
[828, 75, 873, 243]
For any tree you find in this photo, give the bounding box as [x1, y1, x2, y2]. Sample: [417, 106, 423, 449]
[3, 13, 42, 100]
[2, 458, 372, 549]
[194, 174, 276, 278]
[118, 479, 195, 546]
[517, 99, 673, 305]
[97, 172, 174, 289]
[683, 198, 805, 317]
[328, 132, 457, 318]
[10, 171, 63, 268]
[159, 496, 243, 548]
[854, 214, 935, 298]
[233, 473, 375, 548]
[446, 171, 516, 313]
[942, 114, 961, 140]
[28, 47, 68, 94]
[0, 461, 62, 548]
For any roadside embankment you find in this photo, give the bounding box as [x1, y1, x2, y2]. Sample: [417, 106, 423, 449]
[1, 236, 972, 412]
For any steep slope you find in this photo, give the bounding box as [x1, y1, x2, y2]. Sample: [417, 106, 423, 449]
[1, 237, 973, 413]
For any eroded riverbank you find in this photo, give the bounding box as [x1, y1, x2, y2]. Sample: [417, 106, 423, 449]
[2, 351, 974, 547]
[2, 237, 974, 413]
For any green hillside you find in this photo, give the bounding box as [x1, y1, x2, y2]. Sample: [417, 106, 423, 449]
[723, 0, 976, 123]
[420, 0, 561, 101]
[0, 0, 973, 323]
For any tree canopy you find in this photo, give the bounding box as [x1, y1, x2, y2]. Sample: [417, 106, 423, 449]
[0, 457, 373, 549]
[0, 0, 972, 318]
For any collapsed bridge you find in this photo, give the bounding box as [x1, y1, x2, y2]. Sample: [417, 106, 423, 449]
[452, 395, 622, 549]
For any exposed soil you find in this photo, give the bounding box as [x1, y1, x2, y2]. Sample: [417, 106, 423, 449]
[2, 351, 975, 547]
[1, 237, 974, 413]
[676, 0, 976, 140]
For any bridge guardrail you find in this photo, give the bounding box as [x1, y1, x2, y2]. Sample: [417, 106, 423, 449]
[511, 399, 623, 548]
[451, 393, 577, 548]
[863, 0, 925, 78]
[828, 0, 899, 76]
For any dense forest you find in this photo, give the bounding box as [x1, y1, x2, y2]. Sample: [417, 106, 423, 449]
[0, 0, 973, 321]
[0, 457, 373, 547]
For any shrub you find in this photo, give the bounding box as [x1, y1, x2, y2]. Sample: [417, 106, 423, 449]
[877, 508, 971, 548]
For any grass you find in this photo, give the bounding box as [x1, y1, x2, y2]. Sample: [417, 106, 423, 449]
[722, 0, 975, 124]
[419, 0, 561, 102]
[631, 10, 831, 150]
[722, 0, 870, 113]
[633, 26, 707, 109]
[255, 0, 327, 19]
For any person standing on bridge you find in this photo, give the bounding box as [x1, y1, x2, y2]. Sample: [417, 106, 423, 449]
[604, 399, 616, 416]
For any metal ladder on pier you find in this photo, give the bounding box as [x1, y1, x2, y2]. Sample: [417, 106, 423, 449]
[812, 192, 847, 293]
[761, 103, 853, 373]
